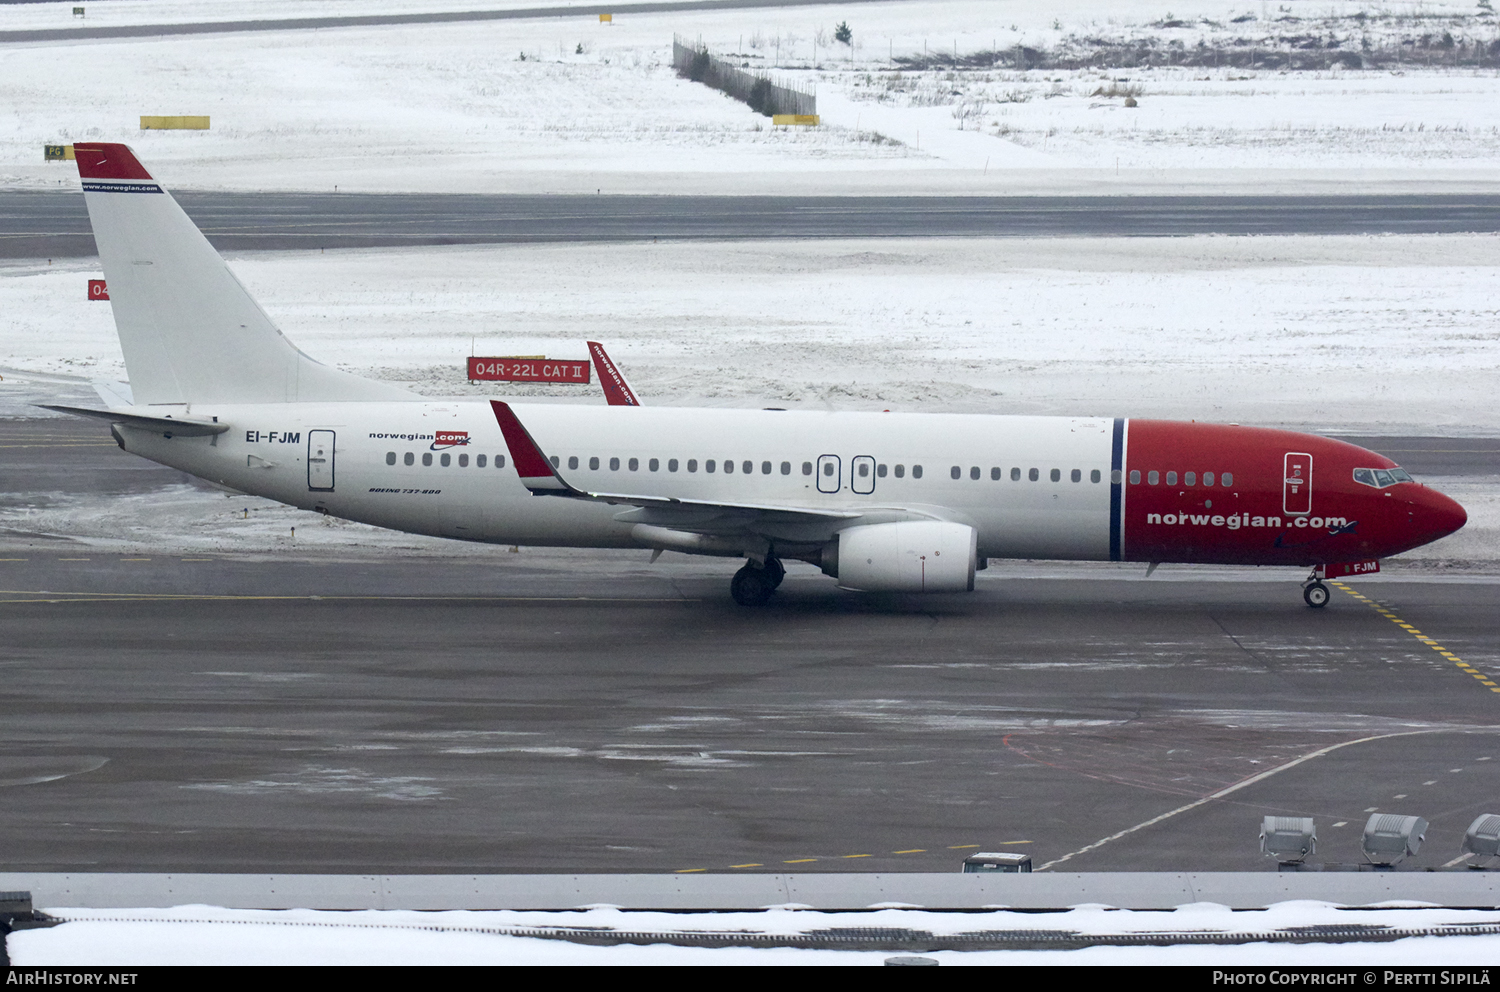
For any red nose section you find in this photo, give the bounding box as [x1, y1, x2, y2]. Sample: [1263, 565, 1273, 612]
[1406, 485, 1467, 547]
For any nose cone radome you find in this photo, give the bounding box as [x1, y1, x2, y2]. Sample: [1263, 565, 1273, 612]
[1407, 485, 1467, 547]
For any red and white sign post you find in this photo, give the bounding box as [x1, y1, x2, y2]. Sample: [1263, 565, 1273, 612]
[88, 279, 109, 300]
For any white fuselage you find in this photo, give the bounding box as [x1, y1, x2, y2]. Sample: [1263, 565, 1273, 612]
[118, 402, 1120, 561]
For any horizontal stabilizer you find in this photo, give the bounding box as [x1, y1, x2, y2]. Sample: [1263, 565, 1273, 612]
[41, 404, 229, 437]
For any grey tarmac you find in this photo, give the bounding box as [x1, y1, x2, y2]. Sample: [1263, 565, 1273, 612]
[7, 191, 1500, 258]
[1, 418, 1498, 875]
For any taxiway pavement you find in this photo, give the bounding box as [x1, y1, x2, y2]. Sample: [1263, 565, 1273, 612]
[1, 418, 1497, 874]
[8, 191, 1500, 258]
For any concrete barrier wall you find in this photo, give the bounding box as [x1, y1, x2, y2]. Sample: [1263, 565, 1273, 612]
[2, 872, 1498, 911]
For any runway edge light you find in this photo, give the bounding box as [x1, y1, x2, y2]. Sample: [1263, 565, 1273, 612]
[1260, 816, 1316, 866]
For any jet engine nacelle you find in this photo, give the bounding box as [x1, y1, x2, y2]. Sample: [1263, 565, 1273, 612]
[823, 520, 977, 593]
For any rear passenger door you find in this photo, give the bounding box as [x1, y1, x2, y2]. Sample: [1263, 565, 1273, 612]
[850, 454, 875, 495]
[816, 454, 841, 494]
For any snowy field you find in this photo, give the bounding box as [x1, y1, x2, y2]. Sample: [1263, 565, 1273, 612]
[12, 902, 1500, 965]
[4, 0, 1500, 194]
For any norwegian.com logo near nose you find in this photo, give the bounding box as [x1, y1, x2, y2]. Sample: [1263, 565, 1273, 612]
[431, 431, 471, 451]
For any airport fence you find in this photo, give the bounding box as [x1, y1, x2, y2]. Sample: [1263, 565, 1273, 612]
[672, 36, 815, 118]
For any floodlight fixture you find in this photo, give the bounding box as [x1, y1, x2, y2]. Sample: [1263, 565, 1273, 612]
[1260, 816, 1316, 865]
[1462, 813, 1500, 868]
[961, 852, 1032, 873]
[1362, 813, 1427, 866]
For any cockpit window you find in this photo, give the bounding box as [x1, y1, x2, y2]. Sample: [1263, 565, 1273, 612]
[1354, 466, 1412, 488]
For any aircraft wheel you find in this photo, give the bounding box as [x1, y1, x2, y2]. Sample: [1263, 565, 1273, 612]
[1303, 581, 1330, 609]
[763, 556, 786, 589]
[730, 564, 776, 606]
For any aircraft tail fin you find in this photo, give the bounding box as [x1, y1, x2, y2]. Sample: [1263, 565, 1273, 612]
[588, 341, 641, 406]
[74, 143, 411, 406]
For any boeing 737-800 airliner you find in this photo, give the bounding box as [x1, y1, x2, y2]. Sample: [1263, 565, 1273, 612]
[48, 144, 1467, 606]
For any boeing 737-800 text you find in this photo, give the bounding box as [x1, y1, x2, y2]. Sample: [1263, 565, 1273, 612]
[48, 144, 1467, 606]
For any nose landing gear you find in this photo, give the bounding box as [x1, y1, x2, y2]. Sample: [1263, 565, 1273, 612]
[730, 556, 785, 606]
[1303, 567, 1331, 608]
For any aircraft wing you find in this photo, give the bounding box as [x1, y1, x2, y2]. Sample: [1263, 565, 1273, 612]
[490, 400, 873, 532]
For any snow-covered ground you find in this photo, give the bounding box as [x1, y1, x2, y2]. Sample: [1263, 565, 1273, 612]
[12, 901, 1500, 965]
[4, 1, 1499, 194]
[7, 235, 1498, 430]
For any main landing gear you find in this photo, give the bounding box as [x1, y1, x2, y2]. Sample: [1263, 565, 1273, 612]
[730, 556, 785, 606]
[1303, 568, 1331, 609]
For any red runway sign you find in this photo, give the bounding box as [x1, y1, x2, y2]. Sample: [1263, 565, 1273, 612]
[467, 357, 590, 384]
[88, 279, 109, 300]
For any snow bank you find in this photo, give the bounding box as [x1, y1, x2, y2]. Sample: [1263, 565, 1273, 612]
[12, 901, 1500, 965]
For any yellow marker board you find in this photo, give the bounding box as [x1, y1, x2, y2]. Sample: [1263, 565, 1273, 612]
[44, 145, 75, 162]
[599, 13, 612, 22]
[772, 114, 820, 126]
[140, 116, 210, 130]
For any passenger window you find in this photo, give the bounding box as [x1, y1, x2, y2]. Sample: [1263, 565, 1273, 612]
[440, 453, 451, 467]
[859, 462, 871, 478]
[1185, 471, 1196, 485]
[589, 456, 600, 470]
[781, 461, 791, 475]
[1050, 468, 1061, 482]
[549, 456, 559, 468]
[894, 464, 905, 478]
[629, 457, 639, 471]
[477, 454, 487, 468]
[802, 461, 813, 475]
[1203, 472, 1214, 486]
[609, 457, 620, 471]
[668, 458, 679, 472]
[649, 458, 660, 472]
[706, 460, 717, 473]
[823, 462, 834, 477]
[991, 467, 1001, 480]
[497, 455, 506, 468]
[1111, 469, 1122, 484]
[1129, 470, 1141, 484]
[386, 451, 396, 465]
[404, 452, 414, 466]
[568, 456, 579, 470]
[1071, 469, 1081, 483]
[459, 453, 468, 467]
[970, 466, 980, 480]
[723, 460, 733, 474]
[1221, 472, 1232, 487]
[1010, 467, 1020, 481]
[423, 453, 433, 467]
[743, 460, 753, 474]
[688, 459, 698, 472]
[1148, 470, 1159, 485]
[877, 464, 888, 478]
[762, 461, 772, 475]
[1166, 471, 1177, 485]
[913, 465, 923, 479]
[1091, 469, 1101, 483]
[1028, 468, 1039, 481]
[951, 466, 961, 480]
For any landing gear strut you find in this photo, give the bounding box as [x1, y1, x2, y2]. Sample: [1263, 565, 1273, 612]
[1302, 571, 1331, 609]
[730, 557, 783, 606]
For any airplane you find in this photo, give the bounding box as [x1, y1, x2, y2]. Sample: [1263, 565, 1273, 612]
[47, 143, 1467, 607]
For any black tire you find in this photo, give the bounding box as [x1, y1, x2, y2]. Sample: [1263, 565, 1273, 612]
[730, 564, 775, 606]
[1303, 581, 1330, 608]
[763, 556, 786, 589]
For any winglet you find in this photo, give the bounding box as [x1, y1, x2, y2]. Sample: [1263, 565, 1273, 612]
[588, 341, 641, 406]
[490, 400, 575, 494]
